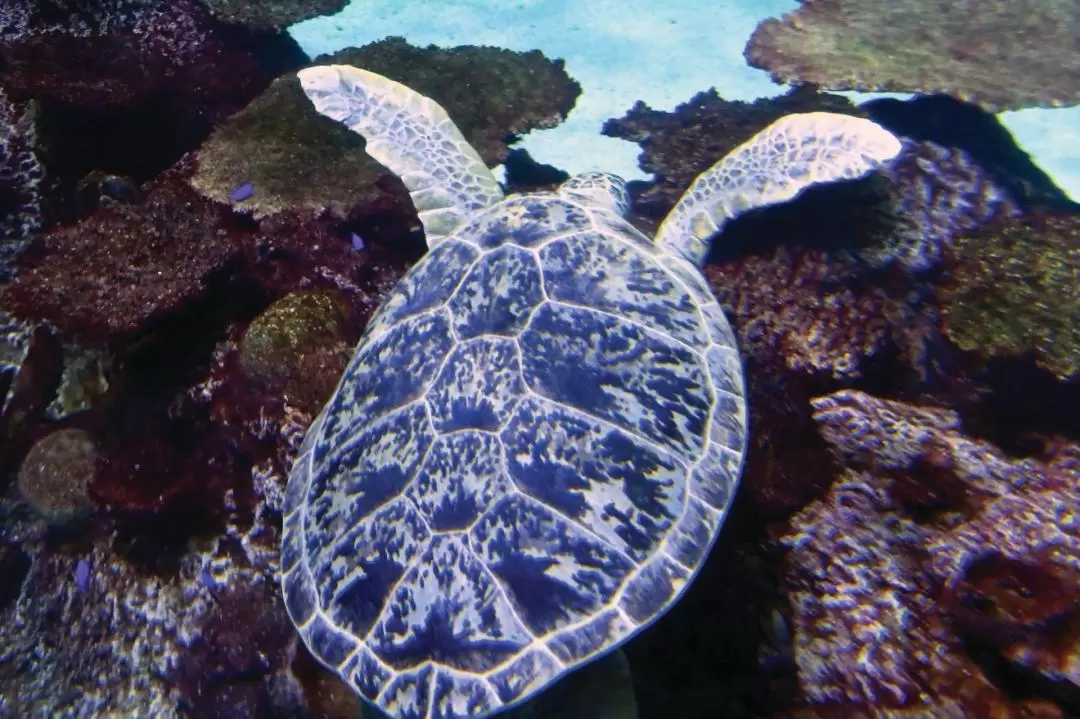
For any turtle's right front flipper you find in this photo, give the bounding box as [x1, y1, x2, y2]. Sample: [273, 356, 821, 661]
[655, 112, 902, 267]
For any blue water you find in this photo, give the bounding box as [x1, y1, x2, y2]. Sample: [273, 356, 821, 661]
[289, 0, 1079, 200]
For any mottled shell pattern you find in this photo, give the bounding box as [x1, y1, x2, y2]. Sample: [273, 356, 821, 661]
[283, 65, 902, 719]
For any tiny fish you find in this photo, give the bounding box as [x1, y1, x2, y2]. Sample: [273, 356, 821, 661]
[350, 232, 366, 251]
[74, 559, 91, 592]
[199, 565, 221, 592]
[230, 182, 255, 202]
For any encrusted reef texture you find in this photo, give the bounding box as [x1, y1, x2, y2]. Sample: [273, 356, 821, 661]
[0, 164, 250, 343]
[745, 0, 1080, 112]
[609, 82, 1080, 717]
[939, 212, 1080, 381]
[858, 139, 1019, 271]
[191, 37, 580, 220]
[198, 0, 347, 30]
[0, 0, 267, 117]
[0, 87, 43, 279]
[787, 389, 1079, 715]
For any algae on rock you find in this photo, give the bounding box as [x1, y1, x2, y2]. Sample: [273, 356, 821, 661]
[240, 290, 346, 385]
[939, 213, 1080, 380]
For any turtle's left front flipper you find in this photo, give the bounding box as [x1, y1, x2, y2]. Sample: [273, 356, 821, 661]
[298, 65, 505, 247]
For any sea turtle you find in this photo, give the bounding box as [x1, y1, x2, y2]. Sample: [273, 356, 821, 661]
[281, 64, 902, 719]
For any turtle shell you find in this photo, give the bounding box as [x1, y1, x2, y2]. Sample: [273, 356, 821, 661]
[280, 193, 747, 719]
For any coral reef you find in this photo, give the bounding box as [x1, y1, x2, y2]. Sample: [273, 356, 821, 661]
[0, 86, 44, 279]
[704, 245, 937, 516]
[939, 212, 1080, 381]
[0, 162, 251, 343]
[0, 5, 1076, 716]
[198, 0, 347, 30]
[240, 291, 346, 385]
[707, 247, 893, 381]
[784, 389, 1080, 715]
[191, 38, 580, 220]
[857, 139, 1019, 271]
[0, 480, 297, 717]
[745, 0, 1080, 112]
[0, 312, 35, 421]
[188, 71, 411, 222]
[0, 0, 266, 117]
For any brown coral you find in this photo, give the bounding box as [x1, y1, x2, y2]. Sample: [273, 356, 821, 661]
[745, 0, 1080, 112]
[707, 247, 892, 380]
[17, 428, 97, 526]
[0, 163, 251, 343]
[939, 212, 1080, 381]
[198, 0, 347, 30]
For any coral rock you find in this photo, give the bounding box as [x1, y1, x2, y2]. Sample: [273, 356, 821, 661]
[0, 167, 251, 343]
[745, 0, 1080, 112]
[857, 140, 1019, 271]
[1, 0, 266, 119]
[189, 71, 406, 222]
[199, 0, 348, 30]
[939, 212, 1080, 381]
[789, 388, 1080, 713]
[16, 428, 97, 526]
[707, 248, 892, 381]
[240, 290, 346, 386]
[0, 86, 44, 279]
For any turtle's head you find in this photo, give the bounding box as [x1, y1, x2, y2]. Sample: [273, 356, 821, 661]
[558, 171, 631, 218]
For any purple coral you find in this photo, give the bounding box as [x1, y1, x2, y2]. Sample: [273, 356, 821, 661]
[788, 388, 1080, 712]
[0, 86, 44, 278]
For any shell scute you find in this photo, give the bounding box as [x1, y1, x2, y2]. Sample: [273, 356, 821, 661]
[519, 303, 711, 460]
[540, 231, 709, 348]
[368, 240, 480, 336]
[406, 431, 512, 531]
[366, 535, 533, 672]
[460, 196, 592, 250]
[617, 555, 689, 623]
[500, 396, 685, 563]
[317, 311, 452, 461]
[468, 494, 637, 637]
[448, 245, 544, 339]
[308, 403, 435, 564]
[427, 337, 524, 433]
[319, 499, 431, 639]
[546, 609, 633, 664]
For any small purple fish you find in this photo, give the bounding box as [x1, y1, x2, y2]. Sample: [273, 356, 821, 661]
[350, 232, 366, 252]
[230, 182, 254, 202]
[74, 559, 90, 592]
[199, 565, 221, 592]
